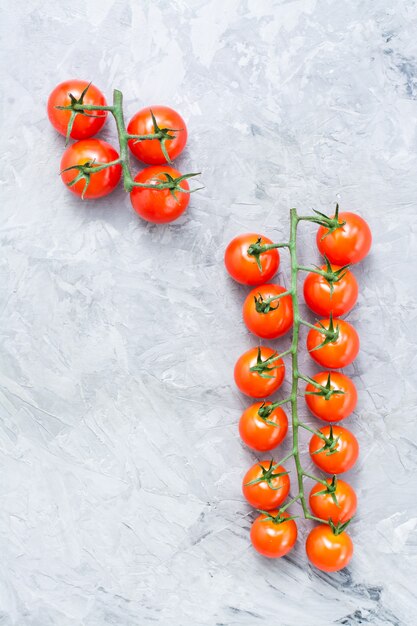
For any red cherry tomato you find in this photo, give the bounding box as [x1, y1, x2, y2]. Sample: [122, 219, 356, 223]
[127, 106, 187, 165]
[60, 139, 121, 199]
[305, 371, 357, 422]
[307, 319, 359, 369]
[48, 80, 107, 140]
[243, 284, 293, 339]
[234, 347, 285, 398]
[306, 525, 353, 572]
[309, 425, 359, 474]
[303, 265, 358, 317]
[224, 234, 279, 285]
[309, 478, 357, 524]
[317, 212, 372, 265]
[242, 460, 290, 510]
[251, 511, 297, 558]
[130, 166, 189, 223]
[239, 402, 288, 451]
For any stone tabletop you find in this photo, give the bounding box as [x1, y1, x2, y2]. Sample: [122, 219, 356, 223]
[1, 1, 416, 624]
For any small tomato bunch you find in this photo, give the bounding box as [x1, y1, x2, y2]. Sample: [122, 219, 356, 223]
[225, 206, 371, 572]
[48, 79, 201, 222]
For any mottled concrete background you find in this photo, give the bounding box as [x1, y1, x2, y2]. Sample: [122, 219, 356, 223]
[1, 1, 417, 624]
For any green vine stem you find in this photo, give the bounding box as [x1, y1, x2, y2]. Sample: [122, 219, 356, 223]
[56, 87, 200, 195]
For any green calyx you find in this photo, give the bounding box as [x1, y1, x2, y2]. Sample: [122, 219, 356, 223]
[313, 203, 346, 240]
[249, 347, 283, 379]
[329, 518, 352, 535]
[311, 475, 340, 506]
[254, 293, 279, 314]
[133, 171, 203, 202]
[60, 158, 120, 199]
[258, 509, 297, 525]
[245, 460, 288, 490]
[312, 425, 340, 456]
[319, 255, 351, 296]
[130, 109, 183, 165]
[247, 238, 282, 271]
[305, 373, 345, 401]
[310, 313, 340, 352]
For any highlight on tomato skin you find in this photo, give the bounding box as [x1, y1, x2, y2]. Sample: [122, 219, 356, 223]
[305, 371, 358, 422]
[316, 212, 372, 265]
[251, 511, 297, 558]
[239, 402, 288, 451]
[234, 346, 285, 398]
[47, 80, 108, 140]
[224, 233, 280, 286]
[306, 524, 353, 572]
[242, 284, 293, 339]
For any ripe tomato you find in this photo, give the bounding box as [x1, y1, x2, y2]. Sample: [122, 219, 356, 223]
[309, 477, 357, 524]
[317, 212, 372, 265]
[251, 511, 297, 558]
[60, 139, 121, 199]
[307, 318, 359, 369]
[127, 106, 187, 165]
[305, 371, 357, 422]
[306, 525, 353, 572]
[47, 80, 107, 140]
[239, 402, 288, 451]
[234, 347, 285, 398]
[303, 265, 358, 317]
[243, 284, 293, 339]
[242, 460, 290, 510]
[309, 425, 359, 474]
[130, 166, 189, 223]
[224, 234, 279, 285]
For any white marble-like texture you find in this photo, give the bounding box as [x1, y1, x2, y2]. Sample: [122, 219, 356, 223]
[1, 1, 417, 624]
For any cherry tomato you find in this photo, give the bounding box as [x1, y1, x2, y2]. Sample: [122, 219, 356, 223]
[309, 478, 357, 524]
[224, 234, 279, 285]
[305, 371, 357, 422]
[306, 525, 353, 572]
[130, 166, 189, 223]
[303, 265, 358, 317]
[127, 106, 187, 165]
[243, 284, 293, 339]
[309, 425, 359, 474]
[234, 347, 285, 398]
[307, 318, 359, 369]
[47, 80, 107, 140]
[239, 402, 288, 451]
[251, 511, 297, 558]
[317, 212, 372, 265]
[60, 139, 121, 199]
[242, 460, 290, 510]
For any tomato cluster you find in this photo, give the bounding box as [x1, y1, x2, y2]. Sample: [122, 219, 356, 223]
[225, 208, 371, 572]
[48, 80, 193, 223]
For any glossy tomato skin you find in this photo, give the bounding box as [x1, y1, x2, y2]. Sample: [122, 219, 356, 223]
[130, 166, 189, 223]
[234, 347, 285, 398]
[306, 525, 353, 572]
[243, 284, 293, 339]
[48, 80, 107, 139]
[309, 479, 357, 524]
[307, 319, 359, 369]
[310, 426, 359, 474]
[60, 139, 122, 199]
[127, 106, 187, 165]
[251, 511, 297, 558]
[239, 402, 288, 451]
[242, 461, 290, 510]
[317, 212, 372, 265]
[224, 234, 279, 285]
[303, 265, 358, 317]
[305, 372, 358, 422]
